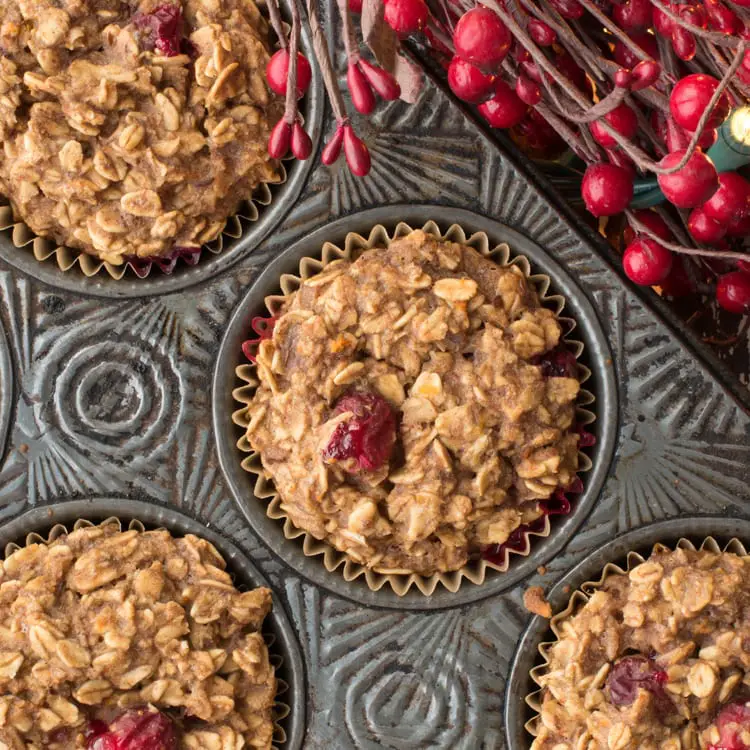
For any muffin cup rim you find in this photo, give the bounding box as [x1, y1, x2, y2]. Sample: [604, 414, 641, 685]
[0, 498, 305, 750]
[231, 219, 597, 597]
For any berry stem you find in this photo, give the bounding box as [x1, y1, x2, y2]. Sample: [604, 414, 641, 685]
[337, 0, 361, 66]
[305, 0, 349, 123]
[266, 0, 288, 50]
[284, 0, 302, 124]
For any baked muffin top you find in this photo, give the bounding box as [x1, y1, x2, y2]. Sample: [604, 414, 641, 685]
[0, 523, 276, 748]
[0, 0, 279, 264]
[245, 230, 581, 577]
[534, 547, 750, 750]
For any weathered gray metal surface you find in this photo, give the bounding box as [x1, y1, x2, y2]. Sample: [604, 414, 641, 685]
[0, 4, 749, 745]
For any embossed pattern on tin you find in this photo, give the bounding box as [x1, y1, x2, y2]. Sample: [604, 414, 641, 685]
[0, 1, 749, 746]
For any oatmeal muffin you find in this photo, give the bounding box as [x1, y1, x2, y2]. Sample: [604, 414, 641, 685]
[0, 0, 280, 265]
[0, 523, 276, 748]
[244, 229, 581, 577]
[533, 546, 750, 750]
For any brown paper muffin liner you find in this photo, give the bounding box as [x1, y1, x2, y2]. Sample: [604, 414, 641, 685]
[6, 516, 290, 747]
[0, 165, 286, 280]
[525, 536, 750, 740]
[232, 221, 597, 596]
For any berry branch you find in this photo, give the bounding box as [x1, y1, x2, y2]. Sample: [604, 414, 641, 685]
[417, 0, 750, 314]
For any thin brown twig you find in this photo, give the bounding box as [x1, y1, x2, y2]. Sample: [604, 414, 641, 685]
[266, 0, 288, 48]
[284, 0, 302, 123]
[305, 0, 349, 122]
[626, 210, 750, 262]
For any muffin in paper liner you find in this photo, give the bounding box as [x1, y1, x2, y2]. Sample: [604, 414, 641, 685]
[525, 536, 750, 748]
[2, 515, 291, 748]
[0, 167, 286, 281]
[231, 220, 597, 597]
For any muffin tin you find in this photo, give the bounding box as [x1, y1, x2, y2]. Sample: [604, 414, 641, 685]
[0, 2, 749, 743]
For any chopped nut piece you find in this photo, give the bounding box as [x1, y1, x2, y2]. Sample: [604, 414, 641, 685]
[524, 586, 552, 618]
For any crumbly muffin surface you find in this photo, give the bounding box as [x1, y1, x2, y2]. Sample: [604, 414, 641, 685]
[534, 547, 750, 750]
[245, 230, 581, 576]
[0, 0, 279, 264]
[0, 524, 276, 748]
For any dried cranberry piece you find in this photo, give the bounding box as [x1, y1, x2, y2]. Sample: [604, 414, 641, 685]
[535, 346, 578, 379]
[607, 656, 671, 710]
[87, 709, 178, 750]
[133, 4, 186, 57]
[710, 701, 750, 750]
[323, 391, 396, 472]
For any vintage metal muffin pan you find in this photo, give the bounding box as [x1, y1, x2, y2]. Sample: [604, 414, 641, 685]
[0, 0, 749, 743]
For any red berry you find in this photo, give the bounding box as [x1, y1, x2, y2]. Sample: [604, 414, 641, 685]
[547, 0, 584, 19]
[347, 62, 376, 115]
[478, 79, 528, 128]
[688, 206, 726, 243]
[528, 19, 556, 46]
[556, 49, 588, 93]
[581, 163, 634, 217]
[653, 5, 674, 33]
[358, 59, 401, 100]
[268, 119, 292, 158]
[133, 5, 185, 57]
[290, 122, 312, 160]
[630, 59, 661, 90]
[384, 0, 429, 36]
[510, 109, 567, 160]
[515, 74, 541, 106]
[623, 209, 672, 246]
[660, 256, 694, 296]
[657, 150, 719, 208]
[87, 709, 177, 750]
[447, 56, 495, 103]
[727, 213, 750, 237]
[607, 656, 671, 709]
[717, 271, 750, 313]
[670, 74, 731, 133]
[623, 238, 673, 285]
[612, 0, 652, 30]
[696, 128, 718, 149]
[266, 50, 312, 98]
[680, 3, 707, 27]
[614, 69, 632, 88]
[453, 7, 511, 72]
[349, 0, 363, 11]
[705, 0, 740, 32]
[322, 125, 345, 166]
[614, 33, 658, 68]
[590, 103, 638, 148]
[702, 172, 750, 224]
[343, 125, 371, 176]
[323, 391, 396, 471]
[671, 26, 696, 61]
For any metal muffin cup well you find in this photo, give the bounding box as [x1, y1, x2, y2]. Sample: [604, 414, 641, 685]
[0, 498, 306, 750]
[505, 515, 750, 750]
[213, 205, 618, 610]
[0, 20, 323, 299]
